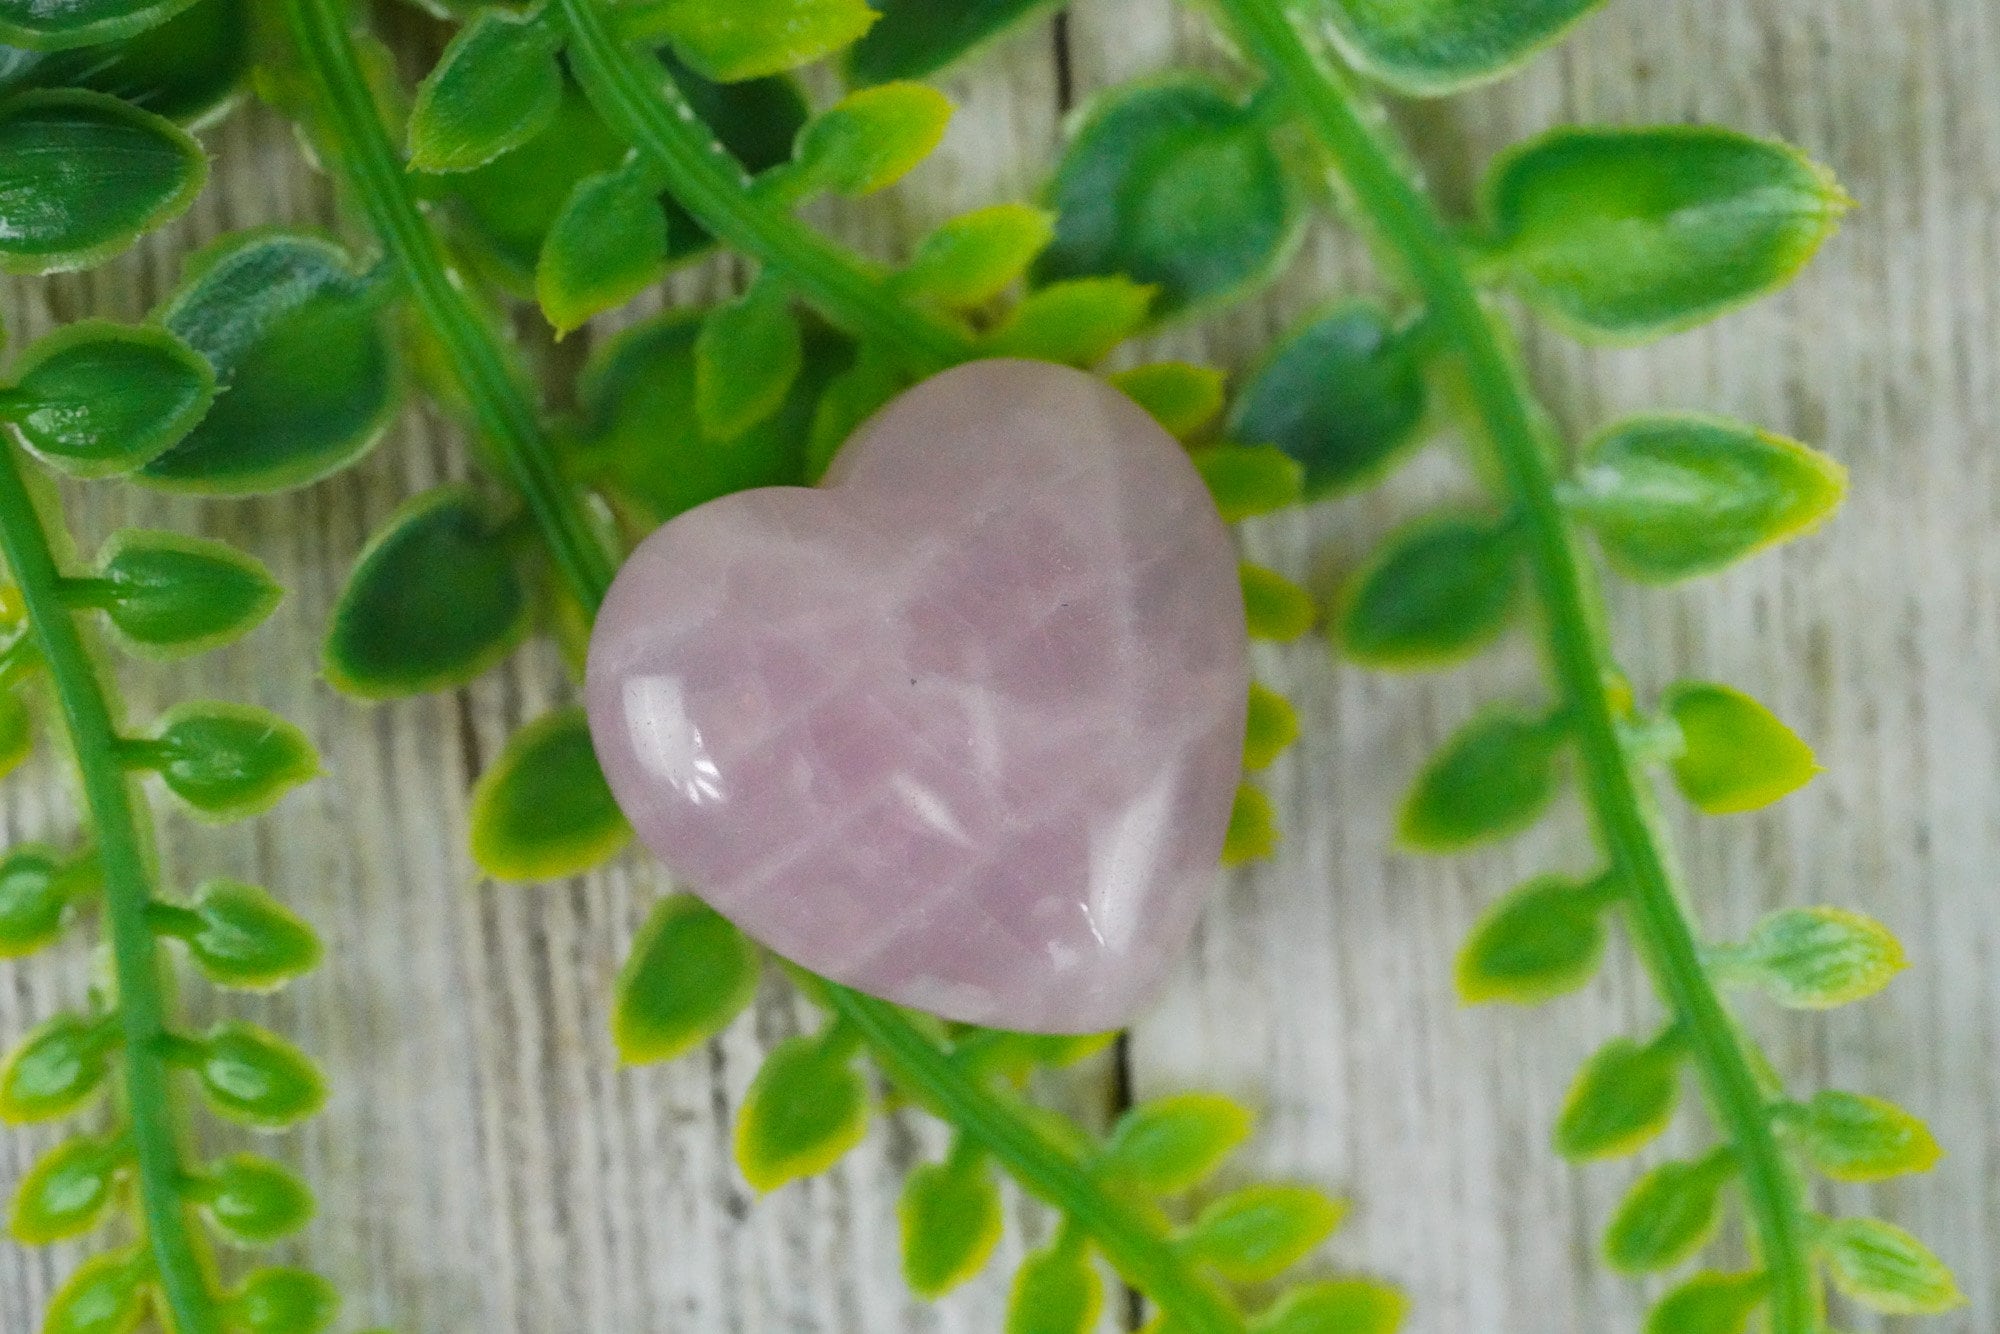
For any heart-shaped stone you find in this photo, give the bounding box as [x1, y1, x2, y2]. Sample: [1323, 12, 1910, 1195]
[585, 359, 1248, 1032]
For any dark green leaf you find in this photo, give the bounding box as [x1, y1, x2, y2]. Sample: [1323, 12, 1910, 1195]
[0, 89, 203, 273]
[191, 1021, 327, 1129]
[91, 529, 278, 655]
[1183, 1183, 1345, 1284]
[1099, 1092, 1252, 1194]
[1227, 303, 1428, 499]
[1337, 514, 1518, 668]
[1644, 1270, 1767, 1334]
[43, 1250, 145, 1334]
[1569, 416, 1845, 582]
[537, 159, 670, 335]
[1602, 1154, 1732, 1273]
[1006, 1242, 1101, 1334]
[0, 0, 198, 49]
[735, 1033, 870, 1191]
[1320, 0, 1606, 96]
[225, 1267, 340, 1334]
[1399, 711, 1564, 852]
[145, 231, 396, 493]
[1223, 784, 1279, 866]
[409, 5, 562, 173]
[847, 0, 1058, 84]
[176, 881, 322, 991]
[1241, 563, 1314, 642]
[0, 845, 69, 958]
[0, 0, 250, 125]
[1555, 1035, 1682, 1160]
[325, 485, 529, 699]
[1663, 681, 1818, 814]
[1816, 1217, 1964, 1315]
[1728, 907, 1906, 1009]
[1243, 683, 1300, 772]
[1194, 445, 1304, 523]
[696, 280, 803, 437]
[202, 1153, 315, 1245]
[145, 702, 318, 820]
[5, 320, 211, 477]
[1482, 127, 1847, 341]
[900, 1155, 1003, 1297]
[8, 1134, 117, 1242]
[1038, 75, 1299, 318]
[0, 1013, 111, 1122]
[807, 339, 905, 479]
[613, 894, 760, 1065]
[1108, 361, 1225, 441]
[985, 275, 1152, 366]
[898, 204, 1054, 310]
[1789, 1091, 1942, 1183]
[793, 81, 951, 195]
[651, 0, 876, 82]
[1252, 1279, 1409, 1334]
[469, 706, 632, 881]
[1456, 875, 1610, 1005]
[0, 689, 28, 778]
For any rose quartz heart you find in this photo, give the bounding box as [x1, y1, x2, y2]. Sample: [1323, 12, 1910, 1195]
[585, 359, 1248, 1032]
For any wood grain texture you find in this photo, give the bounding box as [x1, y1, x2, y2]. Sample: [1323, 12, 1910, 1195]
[1, 1, 1996, 1330]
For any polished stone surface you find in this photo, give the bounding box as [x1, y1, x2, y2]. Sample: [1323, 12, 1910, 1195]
[585, 359, 1247, 1032]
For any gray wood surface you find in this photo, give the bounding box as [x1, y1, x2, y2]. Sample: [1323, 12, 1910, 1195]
[3, 1, 1997, 1330]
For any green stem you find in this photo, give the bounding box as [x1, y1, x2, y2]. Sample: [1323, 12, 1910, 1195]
[1213, 4, 1817, 1328]
[553, 0, 974, 374]
[830, 986, 1240, 1333]
[0, 446, 218, 1334]
[280, 0, 619, 614]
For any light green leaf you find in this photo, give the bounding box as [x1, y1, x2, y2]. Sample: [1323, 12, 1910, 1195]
[9, 1134, 118, 1242]
[794, 81, 951, 195]
[408, 5, 563, 173]
[0, 689, 29, 779]
[202, 1153, 315, 1245]
[1603, 1154, 1733, 1273]
[173, 881, 321, 991]
[1038, 75, 1299, 318]
[1569, 416, 1845, 582]
[1006, 1242, 1102, 1334]
[1227, 302, 1428, 500]
[1399, 711, 1564, 852]
[1193, 445, 1304, 523]
[1555, 1034, 1682, 1160]
[0, 1013, 109, 1122]
[43, 1250, 145, 1334]
[325, 485, 528, 699]
[537, 159, 670, 335]
[224, 1267, 340, 1334]
[1252, 1279, 1409, 1334]
[735, 1033, 871, 1191]
[696, 280, 804, 438]
[0, 0, 200, 50]
[1243, 683, 1300, 772]
[1099, 1092, 1252, 1195]
[5, 321, 213, 476]
[190, 1021, 327, 1129]
[846, 0, 1059, 84]
[469, 707, 632, 882]
[650, 0, 876, 82]
[1241, 563, 1314, 642]
[1337, 514, 1518, 669]
[1644, 1270, 1768, 1334]
[91, 529, 279, 657]
[900, 1154, 1003, 1297]
[1108, 361, 1226, 441]
[613, 894, 760, 1065]
[1788, 1091, 1942, 1183]
[144, 701, 318, 821]
[1729, 906, 1906, 1009]
[1817, 1217, 1964, 1315]
[899, 204, 1055, 309]
[1662, 681, 1818, 814]
[1321, 0, 1606, 96]
[1456, 875, 1611, 1006]
[985, 276, 1152, 366]
[0, 89, 203, 273]
[0, 846, 72, 958]
[1223, 784, 1279, 866]
[145, 231, 395, 493]
[1183, 1183, 1345, 1284]
[1482, 126, 1847, 341]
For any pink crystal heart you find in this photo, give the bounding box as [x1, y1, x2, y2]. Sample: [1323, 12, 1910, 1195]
[585, 359, 1248, 1032]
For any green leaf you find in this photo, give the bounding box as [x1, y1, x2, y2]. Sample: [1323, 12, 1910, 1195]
[1320, 0, 1606, 96]
[408, 5, 562, 173]
[847, 0, 1059, 84]
[1223, 784, 1279, 866]
[1816, 1217, 1964, 1315]
[1109, 362, 1226, 441]
[1644, 1270, 1768, 1334]
[1337, 515, 1519, 668]
[986, 276, 1152, 366]
[1482, 126, 1848, 341]
[325, 485, 529, 699]
[1568, 416, 1845, 582]
[536, 159, 670, 335]
[1228, 303, 1428, 501]
[145, 231, 396, 493]
[0, 89, 202, 273]
[1661, 681, 1818, 814]
[735, 1033, 870, 1191]
[1729, 906, 1906, 1009]
[191, 1021, 327, 1129]
[0, 688, 29, 778]
[0, 0, 250, 125]
[9, 1134, 118, 1242]
[1602, 1154, 1733, 1273]
[1193, 445, 1303, 523]
[793, 81, 951, 196]
[145, 702, 318, 820]
[1554, 1035, 1682, 1160]
[0, 846, 74, 958]
[174, 881, 322, 991]
[1241, 563, 1314, 642]
[469, 706, 632, 881]
[1253, 1279, 1409, 1334]
[613, 893, 760, 1065]
[1456, 875, 1610, 1006]
[1099, 1092, 1252, 1194]
[90, 529, 278, 655]
[651, 0, 876, 82]
[5, 321, 213, 476]
[899, 204, 1055, 309]
[696, 281, 804, 437]
[1399, 711, 1564, 852]
[807, 340, 905, 480]
[0, 0, 200, 49]
[43, 1250, 145, 1334]
[225, 1267, 340, 1334]
[1788, 1091, 1942, 1182]
[1037, 75, 1299, 318]
[0, 1013, 111, 1122]
[1183, 1183, 1345, 1284]
[1006, 1242, 1102, 1334]
[900, 1154, 1003, 1297]
[1243, 683, 1300, 772]
[202, 1153, 315, 1245]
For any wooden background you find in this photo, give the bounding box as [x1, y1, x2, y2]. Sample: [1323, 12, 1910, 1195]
[3, 1, 1998, 1330]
